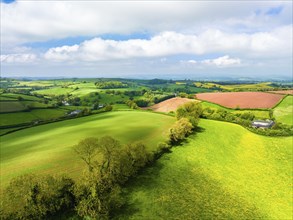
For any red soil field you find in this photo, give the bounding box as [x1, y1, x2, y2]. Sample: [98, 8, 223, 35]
[196, 92, 284, 109]
[147, 97, 197, 112]
[268, 90, 293, 95]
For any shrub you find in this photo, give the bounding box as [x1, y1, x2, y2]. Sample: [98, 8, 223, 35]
[105, 105, 113, 111]
[169, 118, 193, 144]
[176, 102, 202, 128]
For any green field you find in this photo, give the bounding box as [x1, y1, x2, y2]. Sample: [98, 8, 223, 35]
[0, 93, 42, 101]
[33, 87, 75, 96]
[0, 101, 27, 113]
[200, 101, 270, 119]
[0, 111, 174, 189]
[274, 96, 293, 125]
[115, 119, 292, 219]
[0, 109, 68, 127]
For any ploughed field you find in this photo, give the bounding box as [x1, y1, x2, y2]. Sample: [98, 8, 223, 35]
[115, 119, 292, 220]
[196, 92, 284, 109]
[147, 97, 197, 112]
[0, 111, 174, 189]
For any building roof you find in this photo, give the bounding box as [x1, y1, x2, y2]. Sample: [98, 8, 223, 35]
[251, 120, 274, 128]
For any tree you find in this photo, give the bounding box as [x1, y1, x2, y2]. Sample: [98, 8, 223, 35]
[169, 118, 193, 143]
[1, 174, 74, 220]
[176, 102, 202, 127]
[73, 137, 100, 172]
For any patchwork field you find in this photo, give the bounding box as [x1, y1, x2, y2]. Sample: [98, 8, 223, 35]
[115, 119, 292, 220]
[274, 95, 293, 125]
[147, 97, 197, 112]
[196, 92, 284, 109]
[0, 111, 174, 189]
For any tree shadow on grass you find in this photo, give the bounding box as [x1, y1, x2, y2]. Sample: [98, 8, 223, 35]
[113, 160, 268, 220]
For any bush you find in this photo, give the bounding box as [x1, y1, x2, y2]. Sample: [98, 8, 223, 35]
[169, 118, 193, 144]
[105, 105, 113, 111]
[135, 99, 149, 107]
[176, 102, 202, 127]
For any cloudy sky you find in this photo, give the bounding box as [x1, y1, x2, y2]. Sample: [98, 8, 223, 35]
[0, 1, 292, 79]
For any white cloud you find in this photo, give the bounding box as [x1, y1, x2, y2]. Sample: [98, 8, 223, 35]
[43, 27, 292, 62]
[201, 55, 241, 67]
[1, 1, 291, 46]
[0, 53, 37, 63]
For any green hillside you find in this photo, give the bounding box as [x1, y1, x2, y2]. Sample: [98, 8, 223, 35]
[116, 119, 292, 220]
[274, 95, 293, 125]
[0, 111, 174, 189]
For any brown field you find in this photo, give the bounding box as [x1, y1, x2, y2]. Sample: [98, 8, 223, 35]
[147, 97, 197, 112]
[196, 92, 284, 109]
[268, 90, 293, 95]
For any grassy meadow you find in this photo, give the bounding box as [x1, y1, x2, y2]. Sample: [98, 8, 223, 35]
[274, 95, 293, 125]
[115, 119, 292, 220]
[0, 111, 174, 189]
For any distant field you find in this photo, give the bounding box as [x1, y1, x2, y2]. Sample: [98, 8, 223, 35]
[274, 96, 293, 125]
[194, 82, 274, 91]
[0, 101, 27, 113]
[269, 90, 293, 95]
[33, 87, 74, 96]
[0, 109, 68, 127]
[196, 92, 284, 109]
[0, 111, 174, 189]
[116, 119, 292, 220]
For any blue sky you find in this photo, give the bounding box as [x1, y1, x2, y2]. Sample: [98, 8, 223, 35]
[0, 1, 292, 79]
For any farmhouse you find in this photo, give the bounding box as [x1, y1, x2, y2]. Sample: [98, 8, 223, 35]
[69, 109, 82, 116]
[251, 120, 274, 129]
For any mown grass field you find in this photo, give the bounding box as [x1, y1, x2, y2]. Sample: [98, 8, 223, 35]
[115, 119, 292, 220]
[274, 95, 293, 125]
[0, 111, 174, 189]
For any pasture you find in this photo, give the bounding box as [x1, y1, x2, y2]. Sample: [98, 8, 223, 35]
[274, 95, 293, 125]
[0, 111, 174, 189]
[116, 119, 292, 220]
[196, 92, 284, 109]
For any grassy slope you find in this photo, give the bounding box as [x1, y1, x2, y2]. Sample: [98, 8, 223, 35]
[274, 96, 293, 125]
[0, 111, 174, 189]
[116, 120, 292, 220]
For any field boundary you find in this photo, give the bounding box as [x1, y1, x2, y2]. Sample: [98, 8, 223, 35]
[272, 94, 289, 109]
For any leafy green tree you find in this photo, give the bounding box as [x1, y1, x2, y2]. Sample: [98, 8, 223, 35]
[73, 137, 100, 172]
[169, 118, 193, 143]
[176, 102, 202, 127]
[1, 174, 74, 220]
